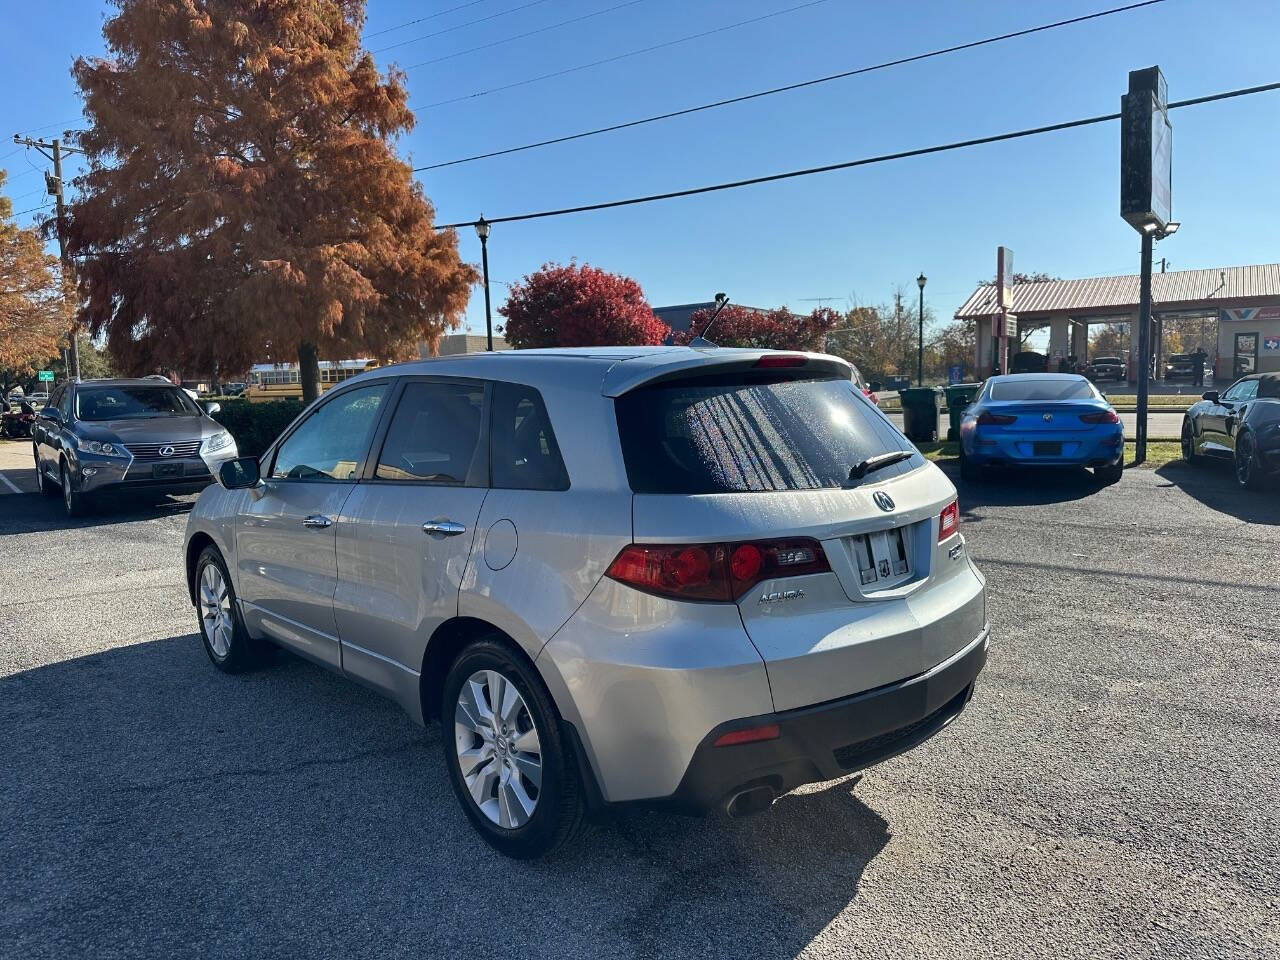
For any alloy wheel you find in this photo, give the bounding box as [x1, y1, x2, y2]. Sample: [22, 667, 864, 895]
[62, 465, 73, 513]
[454, 669, 542, 829]
[199, 562, 234, 658]
[1235, 433, 1254, 487]
[1181, 422, 1193, 461]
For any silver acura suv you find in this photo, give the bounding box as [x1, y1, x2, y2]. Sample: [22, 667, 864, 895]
[183, 347, 989, 858]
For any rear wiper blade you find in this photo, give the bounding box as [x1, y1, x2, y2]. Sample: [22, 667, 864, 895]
[845, 450, 915, 486]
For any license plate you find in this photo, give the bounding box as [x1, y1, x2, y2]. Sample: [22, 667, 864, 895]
[152, 463, 183, 479]
[852, 528, 911, 587]
[1033, 441, 1062, 456]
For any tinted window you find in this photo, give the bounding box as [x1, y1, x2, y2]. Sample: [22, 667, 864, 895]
[375, 381, 485, 484]
[47, 386, 65, 414]
[75, 385, 198, 421]
[491, 382, 569, 491]
[615, 374, 917, 494]
[988, 378, 1096, 402]
[1225, 379, 1258, 402]
[271, 383, 389, 481]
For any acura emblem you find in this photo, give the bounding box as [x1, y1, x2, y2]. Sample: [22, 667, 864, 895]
[872, 491, 895, 512]
[159, 445, 175, 457]
[1042, 413, 1054, 423]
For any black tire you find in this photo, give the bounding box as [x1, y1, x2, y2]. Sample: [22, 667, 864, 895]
[442, 638, 584, 859]
[1234, 430, 1265, 491]
[1181, 418, 1201, 465]
[35, 446, 58, 496]
[1094, 462, 1123, 484]
[194, 546, 265, 673]
[959, 445, 981, 483]
[60, 460, 91, 517]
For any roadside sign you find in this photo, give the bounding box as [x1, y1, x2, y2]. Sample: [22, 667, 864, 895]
[997, 246, 1014, 310]
[948, 365, 963, 385]
[1121, 66, 1172, 233]
[37, 370, 53, 382]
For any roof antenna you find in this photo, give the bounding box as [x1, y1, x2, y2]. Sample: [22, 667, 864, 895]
[689, 293, 729, 349]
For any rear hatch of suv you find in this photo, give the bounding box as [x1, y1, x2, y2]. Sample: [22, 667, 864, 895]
[611, 356, 985, 711]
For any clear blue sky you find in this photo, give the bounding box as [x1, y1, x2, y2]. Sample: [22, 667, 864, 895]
[3, 0, 1279, 337]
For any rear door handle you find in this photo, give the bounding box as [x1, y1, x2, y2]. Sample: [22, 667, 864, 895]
[423, 520, 466, 537]
[303, 515, 333, 529]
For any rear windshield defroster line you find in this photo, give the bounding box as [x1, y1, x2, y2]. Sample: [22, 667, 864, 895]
[614, 373, 921, 494]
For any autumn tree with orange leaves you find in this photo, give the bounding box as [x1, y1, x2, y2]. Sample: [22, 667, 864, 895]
[1, 172, 66, 394]
[66, 0, 475, 401]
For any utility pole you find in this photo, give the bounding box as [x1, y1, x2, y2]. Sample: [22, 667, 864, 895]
[1159, 257, 1168, 273]
[13, 133, 84, 380]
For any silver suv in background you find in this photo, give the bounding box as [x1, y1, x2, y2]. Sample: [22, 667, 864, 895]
[33, 379, 237, 517]
[184, 347, 989, 858]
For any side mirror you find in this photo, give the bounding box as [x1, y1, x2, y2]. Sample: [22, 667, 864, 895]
[869, 380, 883, 392]
[1202, 391, 1219, 403]
[41, 407, 61, 423]
[218, 456, 261, 490]
[204, 401, 221, 416]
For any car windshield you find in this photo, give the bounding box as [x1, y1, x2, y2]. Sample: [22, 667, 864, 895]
[1094, 357, 1121, 364]
[988, 378, 1097, 402]
[615, 372, 919, 494]
[76, 385, 200, 421]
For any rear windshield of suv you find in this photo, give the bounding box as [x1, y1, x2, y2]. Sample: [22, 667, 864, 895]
[614, 373, 920, 494]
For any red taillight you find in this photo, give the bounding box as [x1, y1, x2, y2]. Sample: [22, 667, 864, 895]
[938, 500, 959, 542]
[754, 354, 807, 368]
[977, 412, 1016, 426]
[713, 724, 781, 747]
[606, 538, 830, 602]
[1080, 409, 1121, 424]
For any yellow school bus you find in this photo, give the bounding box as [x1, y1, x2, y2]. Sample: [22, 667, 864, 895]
[241, 359, 379, 403]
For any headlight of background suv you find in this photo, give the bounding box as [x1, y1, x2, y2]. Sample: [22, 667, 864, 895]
[202, 431, 236, 454]
[75, 436, 129, 458]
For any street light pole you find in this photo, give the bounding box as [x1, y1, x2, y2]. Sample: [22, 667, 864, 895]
[475, 216, 493, 351]
[916, 273, 927, 386]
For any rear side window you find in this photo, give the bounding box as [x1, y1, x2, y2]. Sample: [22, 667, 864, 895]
[615, 374, 919, 494]
[490, 382, 569, 491]
[988, 378, 1096, 402]
[375, 381, 485, 484]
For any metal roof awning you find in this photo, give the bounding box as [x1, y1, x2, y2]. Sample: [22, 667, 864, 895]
[955, 263, 1280, 320]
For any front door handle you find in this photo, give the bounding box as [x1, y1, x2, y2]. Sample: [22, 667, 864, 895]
[423, 519, 466, 537]
[303, 514, 333, 529]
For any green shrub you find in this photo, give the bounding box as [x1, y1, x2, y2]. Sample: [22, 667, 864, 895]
[211, 399, 304, 459]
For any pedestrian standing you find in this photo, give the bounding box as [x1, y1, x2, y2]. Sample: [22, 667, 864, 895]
[1191, 348, 1207, 386]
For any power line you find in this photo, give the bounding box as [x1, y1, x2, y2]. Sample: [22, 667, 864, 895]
[404, 0, 652, 70]
[416, 0, 832, 106]
[372, 0, 554, 54]
[12, 203, 52, 217]
[432, 81, 1280, 229]
[415, 0, 1166, 170]
[365, 0, 489, 38]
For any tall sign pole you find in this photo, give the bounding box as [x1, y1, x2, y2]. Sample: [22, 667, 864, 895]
[996, 246, 1014, 376]
[1120, 66, 1173, 466]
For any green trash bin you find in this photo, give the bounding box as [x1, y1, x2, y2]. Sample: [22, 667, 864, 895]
[899, 386, 942, 443]
[943, 383, 982, 441]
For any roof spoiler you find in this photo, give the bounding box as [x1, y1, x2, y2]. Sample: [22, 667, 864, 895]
[601, 350, 852, 398]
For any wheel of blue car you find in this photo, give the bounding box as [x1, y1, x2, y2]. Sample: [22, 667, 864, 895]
[442, 639, 584, 859]
[1234, 431, 1264, 491]
[1181, 419, 1200, 465]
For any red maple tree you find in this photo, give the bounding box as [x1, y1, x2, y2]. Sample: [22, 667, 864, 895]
[673, 305, 842, 351]
[500, 262, 669, 349]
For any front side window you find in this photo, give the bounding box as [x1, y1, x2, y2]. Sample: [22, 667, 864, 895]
[375, 381, 485, 484]
[75, 385, 198, 421]
[1225, 379, 1258, 402]
[270, 382, 389, 481]
[490, 382, 569, 491]
[615, 373, 917, 494]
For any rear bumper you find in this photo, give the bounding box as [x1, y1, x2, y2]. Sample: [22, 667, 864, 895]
[967, 429, 1123, 468]
[659, 625, 989, 814]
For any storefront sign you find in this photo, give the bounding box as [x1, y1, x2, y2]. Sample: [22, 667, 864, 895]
[1264, 336, 1280, 352]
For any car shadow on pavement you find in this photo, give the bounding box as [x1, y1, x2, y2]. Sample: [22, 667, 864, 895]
[0, 490, 195, 536]
[2, 635, 891, 960]
[936, 461, 1112, 517]
[1153, 460, 1280, 524]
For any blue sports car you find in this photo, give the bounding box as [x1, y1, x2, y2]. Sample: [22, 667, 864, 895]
[958, 374, 1124, 483]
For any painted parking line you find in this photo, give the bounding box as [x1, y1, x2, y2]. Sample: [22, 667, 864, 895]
[0, 471, 22, 494]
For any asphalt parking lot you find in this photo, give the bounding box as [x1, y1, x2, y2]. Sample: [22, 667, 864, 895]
[2, 440, 1278, 959]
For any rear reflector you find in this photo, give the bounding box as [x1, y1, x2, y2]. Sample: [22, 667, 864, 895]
[754, 354, 807, 368]
[938, 500, 959, 542]
[714, 724, 781, 747]
[606, 537, 830, 602]
[1080, 409, 1121, 424]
